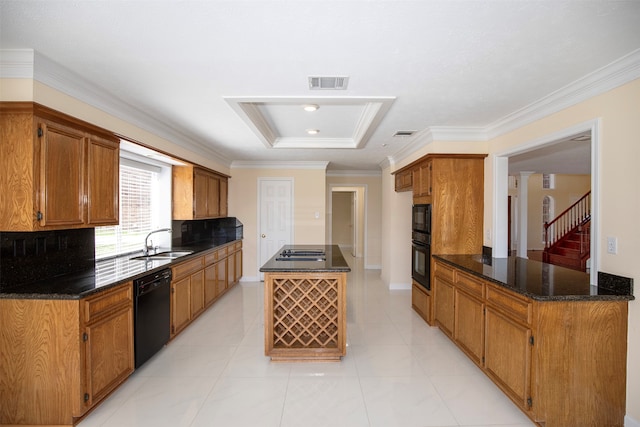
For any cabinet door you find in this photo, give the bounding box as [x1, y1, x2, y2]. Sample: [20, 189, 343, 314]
[419, 160, 432, 196]
[190, 270, 205, 318]
[484, 307, 532, 409]
[204, 263, 218, 306]
[38, 120, 85, 227]
[86, 136, 119, 225]
[411, 282, 431, 322]
[193, 169, 209, 219]
[234, 249, 242, 283]
[454, 289, 484, 366]
[171, 276, 191, 336]
[227, 251, 236, 287]
[219, 178, 228, 217]
[83, 305, 134, 408]
[207, 174, 220, 217]
[215, 258, 228, 295]
[434, 275, 454, 337]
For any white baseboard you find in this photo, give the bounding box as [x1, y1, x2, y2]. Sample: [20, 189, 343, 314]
[365, 264, 381, 270]
[239, 276, 260, 283]
[626, 415, 640, 427]
[389, 282, 411, 290]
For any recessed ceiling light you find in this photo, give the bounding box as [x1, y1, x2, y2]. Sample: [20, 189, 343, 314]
[306, 129, 320, 135]
[303, 104, 319, 112]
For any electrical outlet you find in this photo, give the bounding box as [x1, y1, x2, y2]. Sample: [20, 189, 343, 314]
[607, 236, 618, 254]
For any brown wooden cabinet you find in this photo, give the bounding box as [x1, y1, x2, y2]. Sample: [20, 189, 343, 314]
[0, 282, 134, 426]
[80, 283, 134, 410]
[170, 240, 242, 338]
[396, 154, 486, 325]
[431, 258, 628, 427]
[411, 281, 431, 321]
[412, 159, 432, 199]
[172, 165, 229, 220]
[0, 102, 120, 231]
[170, 256, 203, 337]
[433, 274, 455, 338]
[394, 168, 412, 192]
[86, 135, 119, 225]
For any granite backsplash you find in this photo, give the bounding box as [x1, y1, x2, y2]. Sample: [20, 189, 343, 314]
[172, 217, 243, 246]
[0, 228, 96, 291]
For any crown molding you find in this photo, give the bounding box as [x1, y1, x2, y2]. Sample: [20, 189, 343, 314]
[429, 126, 487, 141]
[485, 48, 640, 139]
[231, 160, 329, 170]
[388, 48, 640, 163]
[387, 128, 434, 167]
[326, 169, 381, 177]
[0, 49, 34, 78]
[0, 49, 230, 166]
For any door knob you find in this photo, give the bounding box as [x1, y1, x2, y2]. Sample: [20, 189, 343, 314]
[261, 234, 266, 238]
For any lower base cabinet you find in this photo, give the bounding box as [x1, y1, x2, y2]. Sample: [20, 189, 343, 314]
[170, 240, 242, 339]
[411, 281, 431, 323]
[432, 259, 628, 427]
[0, 282, 134, 426]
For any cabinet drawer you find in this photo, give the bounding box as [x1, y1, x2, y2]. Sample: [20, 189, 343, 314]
[233, 241, 242, 251]
[204, 249, 218, 265]
[485, 284, 532, 325]
[172, 256, 204, 280]
[433, 260, 454, 282]
[456, 271, 484, 298]
[83, 282, 132, 324]
[217, 246, 228, 258]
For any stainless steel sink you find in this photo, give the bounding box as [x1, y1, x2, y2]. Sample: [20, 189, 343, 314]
[130, 250, 194, 261]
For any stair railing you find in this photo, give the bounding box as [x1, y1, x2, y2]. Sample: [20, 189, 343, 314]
[544, 191, 591, 250]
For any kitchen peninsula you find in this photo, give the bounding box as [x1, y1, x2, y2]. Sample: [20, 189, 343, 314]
[260, 245, 350, 362]
[431, 254, 633, 427]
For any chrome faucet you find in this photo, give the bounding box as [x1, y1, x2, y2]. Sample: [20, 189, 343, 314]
[143, 228, 172, 256]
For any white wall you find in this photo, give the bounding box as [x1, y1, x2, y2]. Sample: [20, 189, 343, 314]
[228, 166, 327, 281]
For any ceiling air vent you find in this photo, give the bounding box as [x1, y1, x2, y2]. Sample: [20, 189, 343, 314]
[393, 130, 416, 137]
[308, 76, 349, 90]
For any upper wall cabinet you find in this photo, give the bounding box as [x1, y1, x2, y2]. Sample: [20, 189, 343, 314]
[172, 165, 229, 220]
[0, 102, 119, 231]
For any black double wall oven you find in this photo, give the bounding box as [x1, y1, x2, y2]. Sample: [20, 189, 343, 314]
[412, 204, 431, 290]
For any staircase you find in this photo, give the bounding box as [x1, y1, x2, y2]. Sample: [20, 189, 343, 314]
[543, 191, 591, 272]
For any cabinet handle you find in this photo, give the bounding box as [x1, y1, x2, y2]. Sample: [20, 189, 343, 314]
[82, 332, 89, 342]
[261, 234, 266, 238]
[36, 211, 43, 221]
[84, 393, 90, 402]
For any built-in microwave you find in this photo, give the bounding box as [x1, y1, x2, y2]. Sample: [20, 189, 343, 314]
[412, 204, 431, 234]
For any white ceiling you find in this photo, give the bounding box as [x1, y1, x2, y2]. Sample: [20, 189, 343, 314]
[1, 0, 639, 172]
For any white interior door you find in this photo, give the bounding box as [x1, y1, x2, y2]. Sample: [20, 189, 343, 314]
[259, 178, 293, 280]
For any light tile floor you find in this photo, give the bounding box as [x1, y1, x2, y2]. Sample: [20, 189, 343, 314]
[79, 255, 535, 427]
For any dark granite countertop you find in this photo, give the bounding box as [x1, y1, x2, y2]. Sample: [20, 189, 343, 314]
[434, 254, 634, 301]
[260, 245, 351, 273]
[0, 238, 241, 300]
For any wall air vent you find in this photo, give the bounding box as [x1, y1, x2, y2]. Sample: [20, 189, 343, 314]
[308, 76, 349, 90]
[393, 130, 416, 137]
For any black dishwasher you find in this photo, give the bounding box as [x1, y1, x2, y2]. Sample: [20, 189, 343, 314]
[134, 269, 172, 368]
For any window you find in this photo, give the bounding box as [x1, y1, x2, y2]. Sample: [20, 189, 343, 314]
[542, 173, 555, 189]
[95, 158, 165, 259]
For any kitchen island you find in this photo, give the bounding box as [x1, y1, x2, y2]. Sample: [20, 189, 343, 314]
[260, 245, 351, 362]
